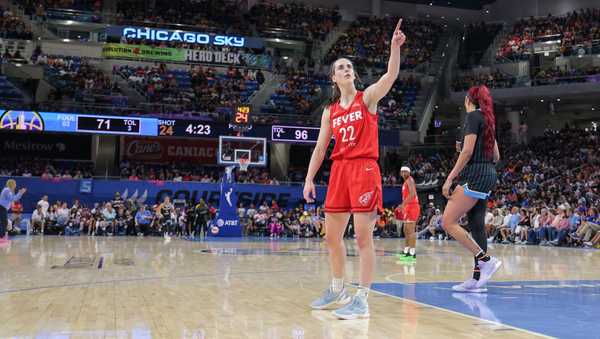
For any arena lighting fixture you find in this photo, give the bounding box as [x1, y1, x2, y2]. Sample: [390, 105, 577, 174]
[429, 2, 433, 6]
[556, 98, 561, 102]
[592, 107, 596, 111]
[540, 99, 544, 103]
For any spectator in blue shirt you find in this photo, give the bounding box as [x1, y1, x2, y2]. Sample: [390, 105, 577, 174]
[135, 205, 153, 236]
[0, 179, 26, 243]
[99, 203, 116, 235]
[500, 207, 521, 244]
[571, 207, 599, 242]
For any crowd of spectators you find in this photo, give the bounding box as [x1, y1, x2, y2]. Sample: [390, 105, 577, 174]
[326, 16, 442, 71]
[532, 65, 600, 86]
[0, 158, 94, 179]
[36, 55, 126, 107]
[261, 68, 327, 116]
[3, 126, 600, 248]
[413, 128, 600, 249]
[22, 0, 101, 13]
[452, 69, 516, 91]
[115, 0, 246, 34]
[246, 2, 341, 41]
[8, 190, 422, 240]
[474, 128, 599, 248]
[6, 191, 324, 239]
[496, 9, 600, 61]
[453, 65, 600, 91]
[115, 0, 340, 41]
[0, 6, 33, 40]
[119, 161, 279, 185]
[10, 194, 207, 237]
[118, 63, 261, 115]
[377, 75, 421, 129]
[458, 22, 503, 69]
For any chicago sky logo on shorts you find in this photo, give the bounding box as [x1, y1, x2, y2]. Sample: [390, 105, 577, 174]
[358, 191, 374, 206]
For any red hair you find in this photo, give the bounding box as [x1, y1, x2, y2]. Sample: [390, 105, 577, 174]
[467, 85, 495, 158]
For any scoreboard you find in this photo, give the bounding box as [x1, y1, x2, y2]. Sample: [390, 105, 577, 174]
[0, 109, 400, 146]
[271, 125, 320, 144]
[0, 111, 157, 135]
[0, 110, 224, 138]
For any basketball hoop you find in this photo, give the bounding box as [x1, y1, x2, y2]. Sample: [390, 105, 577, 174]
[238, 158, 250, 172]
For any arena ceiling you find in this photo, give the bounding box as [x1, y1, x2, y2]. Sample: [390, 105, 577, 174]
[387, 0, 496, 10]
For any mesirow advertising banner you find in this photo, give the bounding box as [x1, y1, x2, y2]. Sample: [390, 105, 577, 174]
[4, 177, 401, 212]
[0, 132, 92, 160]
[102, 43, 271, 68]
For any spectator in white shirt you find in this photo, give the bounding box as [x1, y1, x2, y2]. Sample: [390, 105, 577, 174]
[37, 195, 49, 217]
[31, 205, 46, 234]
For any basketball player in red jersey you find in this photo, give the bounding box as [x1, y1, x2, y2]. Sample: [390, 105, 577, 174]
[398, 166, 420, 262]
[304, 19, 406, 320]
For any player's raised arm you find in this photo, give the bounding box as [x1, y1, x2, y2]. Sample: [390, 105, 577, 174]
[363, 18, 406, 111]
[303, 107, 332, 203]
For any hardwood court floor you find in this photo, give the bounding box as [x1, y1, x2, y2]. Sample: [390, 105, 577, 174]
[1, 236, 599, 338]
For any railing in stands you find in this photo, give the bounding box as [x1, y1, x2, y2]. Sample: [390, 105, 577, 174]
[45, 8, 104, 23]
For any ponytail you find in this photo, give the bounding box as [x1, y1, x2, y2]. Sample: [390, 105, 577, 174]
[467, 85, 496, 159]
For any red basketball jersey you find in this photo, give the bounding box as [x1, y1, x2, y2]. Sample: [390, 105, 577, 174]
[402, 179, 419, 205]
[329, 91, 379, 160]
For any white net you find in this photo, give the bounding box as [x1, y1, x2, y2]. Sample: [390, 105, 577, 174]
[238, 158, 250, 172]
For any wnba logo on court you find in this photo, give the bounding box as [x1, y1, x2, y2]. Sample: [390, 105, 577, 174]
[358, 191, 374, 206]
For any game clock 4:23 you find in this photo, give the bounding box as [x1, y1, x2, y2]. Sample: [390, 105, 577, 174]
[158, 119, 213, 137]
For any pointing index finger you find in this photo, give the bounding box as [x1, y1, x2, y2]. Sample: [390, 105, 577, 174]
[396, 18, 402, 31]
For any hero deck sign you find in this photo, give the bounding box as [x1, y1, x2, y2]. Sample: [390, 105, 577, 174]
[106, 26, 264, 49]
[187, 50, 241, 65]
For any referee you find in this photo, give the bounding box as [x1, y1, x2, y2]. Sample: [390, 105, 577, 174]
[0, 179, 26, 244]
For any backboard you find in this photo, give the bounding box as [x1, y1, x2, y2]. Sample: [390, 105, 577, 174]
[218, 135, 267, 167]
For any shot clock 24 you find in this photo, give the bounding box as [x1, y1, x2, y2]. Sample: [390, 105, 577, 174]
[233, 105, 251, 125]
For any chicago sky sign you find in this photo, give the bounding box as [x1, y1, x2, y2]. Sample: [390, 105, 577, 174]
[106, 26, 265, 49]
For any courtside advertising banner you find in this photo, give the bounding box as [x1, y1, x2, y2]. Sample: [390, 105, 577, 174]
[5, 176, 402, 212]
